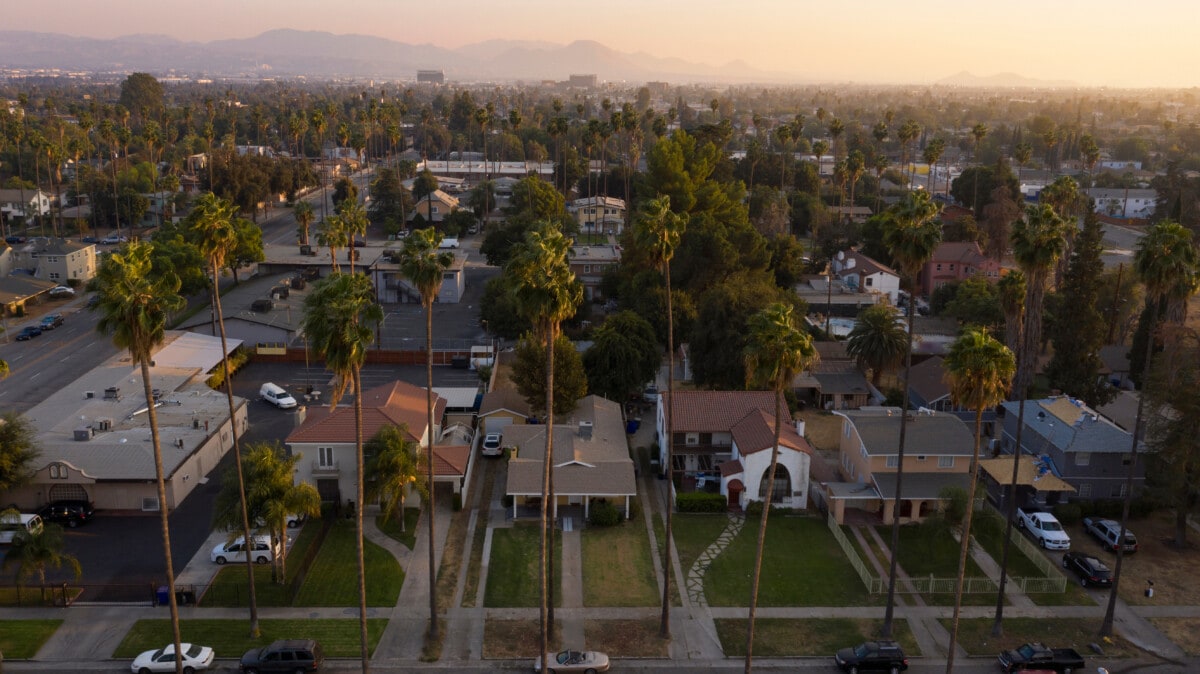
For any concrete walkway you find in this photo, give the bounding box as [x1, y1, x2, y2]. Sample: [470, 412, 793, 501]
[685, 513, 744, 608]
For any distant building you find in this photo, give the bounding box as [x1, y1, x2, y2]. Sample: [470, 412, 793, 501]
[646, 81, 671, 96]
[1085, 188, 1157, 219]
[569, 244, 621, 301]
[568, 74, 598, 88]
[417, 69, 445, 84]
[919, 241, 1004, 295]
[568, 196, 626, 235]
[9, 237, 97, 285]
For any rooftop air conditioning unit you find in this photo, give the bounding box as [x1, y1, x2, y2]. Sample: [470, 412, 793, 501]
[96, 418, 113, 431]
[74, 427, 94, 441]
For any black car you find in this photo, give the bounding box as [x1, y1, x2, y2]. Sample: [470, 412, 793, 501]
[1062, 551, 1113, 587]
[240, 639, 323, 673]
[40, 314, 64, 330]
[835, 640, 908, 672]
[37, 500, 95, 528]
[15, 326, 43, 340]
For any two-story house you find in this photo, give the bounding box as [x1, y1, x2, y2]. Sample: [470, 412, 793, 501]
[410, 189, 461, 224]
[824, 407, 974, 524]
[568, 196, 626, 235]
[998, 396, 1141, 503]
[11, 238, 97, 284]
[919, 241, 1004, 296]
[1085, 188, 1157, 220]
[569, 244, 620, 301]
[830, 249, 901, 304]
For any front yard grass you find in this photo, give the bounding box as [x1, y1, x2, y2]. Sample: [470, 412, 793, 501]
[375, 507, 421, 550]
[671, 513, 731, 576]
[705, 516, 877, 606]
[485, 522, 562, 608]
[584, 618, 668, 657]
[202, 522, 322, 607]
[582, 507, 658, 607]
[878, 523, 996, 606]
[0, 586, 82, 607]
[113, 618, 388, 659]
[0, 619, 62, 658]
[941, 617, 1138, 658]
[715, 617, 919, 657]
[1149, 618, 1200, 656]
[483, 619, 560, 659]
[461, 458, 499, 608]
[971, 518, 1092, 607]
[292, 519, 403, 606]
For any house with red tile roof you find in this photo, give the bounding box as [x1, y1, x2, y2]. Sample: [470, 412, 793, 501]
[656, 391, 814, 510]
[918, 241, 1004, 296]
[286, 380, 471, 507]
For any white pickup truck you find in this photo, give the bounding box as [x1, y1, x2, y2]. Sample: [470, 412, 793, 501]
[1017, 507, 1071, 550]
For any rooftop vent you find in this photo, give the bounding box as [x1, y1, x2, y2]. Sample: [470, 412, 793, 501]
[579, 421, 593, 440]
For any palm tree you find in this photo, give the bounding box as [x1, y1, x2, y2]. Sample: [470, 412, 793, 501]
[633, 195, 687, 637]
[846, 304, 907, 387]
[506, 223, 581, 669]
[992, 203, 1066, 636]
[2, 520, 81, 604]
[338, 200, 369, 274]
[186, 192, 261, 637]
[741, 303, 817, 674]
[238, 442, 320, 584]
[301, 272, 382, 673]
[923, 138, 945, 194]
[366, 424, 427, 533]
[775, 124, 792, 202]
[95, 242, 186, 673]
[879, 190, 942, 637]
[1101, 221, 1199, 636]
[1013, 141, 1033, 188]
[294, 201, 315, 246]
[897, 120, 920, 189]
[943, 329, 1015, 673]
[828, 117, 845, 159]
[872, 153, 889, 214]
[317, 213, 348, 273]
[971, 123, 989, 213]
[397, 227, 454, 639]
[997, 272, 1026, 358]
[846, 150, 865, 216]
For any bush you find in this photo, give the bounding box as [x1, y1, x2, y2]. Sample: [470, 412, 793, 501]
[940, 486, 968, 526]
[676, 492, 726, 513]
[589, 500, 621, 527]
[1052, 502, 1082, 526]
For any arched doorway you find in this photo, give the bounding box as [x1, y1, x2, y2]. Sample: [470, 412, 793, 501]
[48, 484, 90, 503]
[758, 465, 791, 504]
[727, 479, 744, 509]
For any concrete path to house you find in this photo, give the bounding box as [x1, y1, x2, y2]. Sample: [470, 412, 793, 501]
[443, 456, 504, 661]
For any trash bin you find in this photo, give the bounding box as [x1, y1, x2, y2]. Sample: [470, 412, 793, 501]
[626, 419, 641, 434]
[156, 586, 169, 606]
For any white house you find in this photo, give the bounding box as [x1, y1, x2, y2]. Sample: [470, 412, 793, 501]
[1085, 188, 1157, 219]
[831, 249, 901, 304]
[718, 410, 813, 510]
[0, 189, 52, 221]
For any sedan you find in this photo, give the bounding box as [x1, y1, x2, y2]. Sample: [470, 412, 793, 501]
[534, 649, 610, 673]
[1062, 551, 1113, 588]
[40, 314, 64, 330]
[49, 285, 76, 297]
[482, 433, 503, 457]
[130, 642, 214, 673]
[16, 326, 43, 341]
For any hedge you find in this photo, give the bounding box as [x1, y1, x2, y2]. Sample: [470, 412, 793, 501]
[677, 492, 726, 513]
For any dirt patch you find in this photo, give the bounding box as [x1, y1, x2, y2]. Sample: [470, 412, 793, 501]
[1149, 618, 1200, 656]
[483, 619, 560, 659]
[1069, 511, 1200, 606]
[583, 618, 668, 657]
[797, 409, 842, 453]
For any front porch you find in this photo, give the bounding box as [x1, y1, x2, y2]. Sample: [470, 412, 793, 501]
[509, 494, 631, 524]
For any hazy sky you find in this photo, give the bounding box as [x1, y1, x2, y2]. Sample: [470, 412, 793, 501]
[7, 0, 1199, 87]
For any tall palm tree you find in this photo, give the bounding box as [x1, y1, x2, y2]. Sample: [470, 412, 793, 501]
[741, 303, 817, 674]
[1013, 141, 1033, 188]
[971, 123, 989, 213]
[775, 124, 792, 202]
[897, 120, 920, 189]
[95, 242, 186, 673]
[186, 192, 261, 637]
[997, 272, 1026, 359]
[506, 223, 581, 669]
[828, 117, 845, 159]
[301, 272, 382, 673]
[633, 195, 687, 637]
[847, 150, 865, 216]
[846, 303, 907, 387]
[923, 138, 945, 194]
[879, 190, 942, 637]
[397, 227, 454, 639]
[1101, 221, 1199, 636]
[338, 200, 369, 274]
[317, 213, 348, 274]
[294, 201, 315, 246]
[943, 329, 1015, 673]
[992, 203, 1066, 636]
[366, 424, 427, 533]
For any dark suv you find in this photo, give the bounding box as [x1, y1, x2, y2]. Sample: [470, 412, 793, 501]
[240, 639, 323, 673]
[835, 640, 908, 672]
[37, 500, 95, 528]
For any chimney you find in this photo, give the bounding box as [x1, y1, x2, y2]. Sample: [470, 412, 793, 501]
[579, 421, 593, 440]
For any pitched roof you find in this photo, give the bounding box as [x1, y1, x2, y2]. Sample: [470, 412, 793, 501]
[729, 409, 812, 456]
[478, 387, 533, 418]
[662, 391, 791, 433]
[813, 371, 871, 396]
[286, 380, 445, 445]
[505, 396, 635, 497]
[841, 408, 974, 456]
[931, 241, 988, 265]
[907, 356, 950, 405]
[1000, 397, 1133, 454]
[978, 457, 1075, 492]
[835, 249, 898, 278]
[419, 445, 470, 477]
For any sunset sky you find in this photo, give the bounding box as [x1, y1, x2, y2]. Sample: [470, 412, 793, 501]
[7, 0, 1198, 88]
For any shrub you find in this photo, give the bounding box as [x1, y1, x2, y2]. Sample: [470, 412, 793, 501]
[677, 492, 726, 513]
[1052, 502, 1082, 526]
[589, 500, 621, 527]
[940, 486, 968, 526]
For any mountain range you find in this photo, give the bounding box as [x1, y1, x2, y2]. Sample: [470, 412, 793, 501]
[935, 70, 1077, 89]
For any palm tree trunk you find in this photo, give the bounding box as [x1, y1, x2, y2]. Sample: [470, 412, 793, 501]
[141, 361, 183, 674]
[425, 301, 439, 639]
[213, 263, 260, 637]
[743, 387, 786, 673]
[947, 407, 985, 671]
[539, 327, 557, 670]
[660, 267, 675, 638]
[353, 367, 370, 673]
[881, 289, 917, 637]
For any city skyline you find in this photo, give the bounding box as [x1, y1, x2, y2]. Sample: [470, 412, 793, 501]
[4, 0, 1199, 88]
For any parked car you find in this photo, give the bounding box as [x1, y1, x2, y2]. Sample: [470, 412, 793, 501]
[260, 382, 298, 409]
[37, 500, 94, 528]
[0, 513, 44, 544]
[130, 642, 215, 673]
[80, 236, 99, 244]
[210, 535, 278, 565]
[1082, 516, 1138, 553]
[100, 235, 128, 245]
[1061, 551, 1113, 588]
[834, 640, 909, 672]
[642, 385, 661, 404]
[533, 649, 610, 673]
[4, 235, 26, 244]
[439, 236, 459, 249]
[239, 638, 323, 673]
[49, 285, 76, 298]
[998, 642, 1085, 673]
[482, 433, 503, 457]
[1017, 507, 1071, 550]
[40, 313, 64, 330]
[15, 326, 43, 341]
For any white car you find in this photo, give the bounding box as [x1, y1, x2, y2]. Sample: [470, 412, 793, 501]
[210, 535, 278, 565]
[130, 642, 214, 673]
[260, 382, 297, 409]
[100, 235, 128, 245]
[49, 285, 76, 298]
[482, 433, 503, 457]
[533, 649, 611, 673]
[439, 236, 459, 249]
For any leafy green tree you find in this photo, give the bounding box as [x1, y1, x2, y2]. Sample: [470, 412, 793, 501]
[95, 242, 186, 671]
[397, 227, 454, 639]
[690, 273, 794, 389]
[149, 225, 211, 297]
[0, 413, 38, 493]
[301, 272, 382, 672]
[479, 276, 531, 339]
[513, 333, 586, 416]
[944, 329, 1014, 672]
[1046, 210, 1112, 407]
[2, 520, 81, 603]
[767, 234, 807, 289]
[118, 73, 164, 122]
[332, 176, 358, 211]
[365, 425, 427, 533]
[506, 175, 567, 223]
[951, 163, 1020, 219]
[583, 311, 659, 401]
[226, 214, 265, 284]
[846, 304, 907, 387]
[368, 168, 413, 234]
[740, 303, 816, 674]
[1144, 328, 1200, 548]
[942, 276, 1004, 331]
[479, 219, 538, 268]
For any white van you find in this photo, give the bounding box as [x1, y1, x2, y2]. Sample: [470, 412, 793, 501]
[260, 382, 298, 409]
[0, 513, 45, 544]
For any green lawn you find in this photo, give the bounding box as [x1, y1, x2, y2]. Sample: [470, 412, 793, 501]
[485, 523, 562, 608]
[0, 619, 62, 658]
[292, 519, 404, 606]
[942, 617, 1138, 657]
[376, 507, 422, 550]
[716, 617, 920, 657]
[582, 513, 659, 607]
[704, 516, 878, 607]
[0, 586, 82, 607]
[202, 522, 322, 607]
[971, 519, 1090, 606]
[877, 522, 997, 605]
[671, 514, 732, 575]
[113, 619, 387, 659]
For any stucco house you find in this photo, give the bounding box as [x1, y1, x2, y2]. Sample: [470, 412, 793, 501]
[717, 409, 813, 510]
[0, 188, 52, 221]
[919, 241, 1003, 296]
[410, 189, 461, 224]
[477, 387, 534, 434]
[569, 244, 621, 301]
[8, 237, 97, 285]
[831, 249, 901, 304]
[568, 196, 626, 235]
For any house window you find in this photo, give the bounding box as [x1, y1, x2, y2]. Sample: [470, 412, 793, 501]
[865, 277, 874, 287]
[685, 433, 699, 446]
[696, 455, 714, 471]
[318, 447, 336, 468]
[1075, 453, 1090, 467]
[1078, 483, 1093, 498]
[938, 456, 954, 468]
[583, 265, 591, 274]
[49, 272, 61, 280]
[886, 455, 899, 468]
[936, 264, 943, 271]
[759, 465, 791, 502]
[672, 454, 687, 471]
[1113, 483, 1127, 498]
[142, 497, 161, 512]
[949, 264, 955, 271]
[49, 463, 68, 479]
[431, 206, 439, 214]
